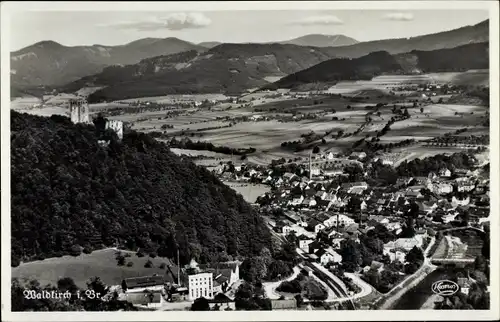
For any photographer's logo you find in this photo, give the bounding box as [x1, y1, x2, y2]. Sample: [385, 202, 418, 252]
[431, 280, 459, 296]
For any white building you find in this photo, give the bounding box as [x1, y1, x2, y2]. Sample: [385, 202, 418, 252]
[435, 183, 453, 195]
[317, 248, 342, 266]
[324, 214, 355, 228]
[289, 195, 305, 206]
[105, 120, 124, 140]
[299, 238, 314, 250]
[315, 223, 326, 233]
[188, 272, 214, 301]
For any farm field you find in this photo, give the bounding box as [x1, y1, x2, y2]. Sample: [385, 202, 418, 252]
[117, 93, 231, 104]
[11, 248, 176, 289]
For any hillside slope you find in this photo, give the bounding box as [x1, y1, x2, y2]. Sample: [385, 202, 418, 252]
[10, 112, 271, 266]
[67, 43, 341, 101]
[269, 42, 489, 89]
[10, 38, 204, 87]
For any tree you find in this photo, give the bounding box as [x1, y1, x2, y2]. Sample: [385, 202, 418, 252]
[407, 246, 423, 262]
[116, 255, 126, 266]
[191, 297, 210, 311]
[144, 260, 153, 268]
[312, 146, 320, 154]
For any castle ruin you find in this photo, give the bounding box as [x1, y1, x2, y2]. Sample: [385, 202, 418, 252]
[105, 120, 124, 140]
[69, 98, 90, 124]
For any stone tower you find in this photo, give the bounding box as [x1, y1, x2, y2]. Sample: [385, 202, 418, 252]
[69, 98, 90, 124]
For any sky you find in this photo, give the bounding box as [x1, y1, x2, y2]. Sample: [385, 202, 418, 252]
[9, 9, 489, 51]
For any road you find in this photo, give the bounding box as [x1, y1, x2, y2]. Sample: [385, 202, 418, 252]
[262, 266, 301, 299]
[376, 237, 437, 310]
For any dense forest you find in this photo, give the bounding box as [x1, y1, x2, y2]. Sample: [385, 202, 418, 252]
[11, 112, 272, 266]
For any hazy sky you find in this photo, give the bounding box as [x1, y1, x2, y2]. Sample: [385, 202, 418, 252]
[10, 10, 489, 50]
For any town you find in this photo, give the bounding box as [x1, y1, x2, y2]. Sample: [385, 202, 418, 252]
[77, 142, 489, 311]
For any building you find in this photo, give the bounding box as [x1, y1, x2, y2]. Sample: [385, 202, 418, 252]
[298, 235, 314, 250]
[123, 291, 164, 309]
[69, 98, 90, 124]
[439, 168, 452, 178]
[122, 275, 165, 293]
[188, 272, 214, 301]
[383, 247, 407, 263]
[324, 214, 355, 228]
[435, 183, 453, 195]
[105, 120, 124, 140]
[457, 278, 472, 295]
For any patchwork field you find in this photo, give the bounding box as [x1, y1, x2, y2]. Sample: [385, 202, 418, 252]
[12, 248, 176, 289]
[11, 72, 489, 167]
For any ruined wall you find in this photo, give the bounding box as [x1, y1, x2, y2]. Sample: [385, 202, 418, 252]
[105, 120, 124, 140]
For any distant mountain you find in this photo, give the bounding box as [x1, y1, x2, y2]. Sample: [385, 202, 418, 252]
[268, 42, 489, 90]
[63, 43, 342, 101]
[328, 19, 489, 59]
[278, 34, 359, 47]
[10, 38, 205, 87]
[198, 41, 223, 48]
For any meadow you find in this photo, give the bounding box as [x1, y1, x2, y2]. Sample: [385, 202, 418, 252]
[12, 248, 176, 289]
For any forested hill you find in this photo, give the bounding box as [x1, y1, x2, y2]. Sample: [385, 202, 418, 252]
[269, 42, 489, 90]
[10, 112, 271, 266]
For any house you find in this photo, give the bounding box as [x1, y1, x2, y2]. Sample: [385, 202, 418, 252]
[302, 198, 317, 208]
[456, 180, 475, 192]
[289, 195, 304, 206]
[409, 177, 432, 189]
[326, 248, 343, 263]
[298, 235, 314, 250]
[388, 236, 424, 252]
[439, 168, 452, 178]
[350, 151, 367, 160]
[315, 191, 328, 200]
[308, 241, 322, 254]
[342, 182, 368, 193]
[435, 182, 453, 195]
[282, 225, 297, 235]
[451, 196, 470, 207]
[124, 291, 164, 309]
[457, 278, 472, 296]
[370, 260, 384, 273]
[283, 172, 297, 181]
[123, 275, 165, 293]
[284, 212, 301, 224]
[383, 246, 407, 263]
[324, 214, 355, 228]
[315, 249, 341, 266]
[315, 222, 326, 233]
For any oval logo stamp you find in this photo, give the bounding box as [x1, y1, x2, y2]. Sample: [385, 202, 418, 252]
[431, 280, 459, 296]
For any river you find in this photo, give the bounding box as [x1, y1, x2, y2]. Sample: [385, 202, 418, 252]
[392, 267, 465, 310]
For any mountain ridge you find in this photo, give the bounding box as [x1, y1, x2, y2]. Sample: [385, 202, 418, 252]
[267, 42, 489, 90]
[66, 42, 489, 102]
[11, 37, 205, 87]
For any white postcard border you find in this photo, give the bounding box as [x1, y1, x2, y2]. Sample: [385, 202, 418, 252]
[1, 1, 499, 321]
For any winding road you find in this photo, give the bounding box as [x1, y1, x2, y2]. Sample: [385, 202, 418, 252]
[262, 266, 301, 299]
